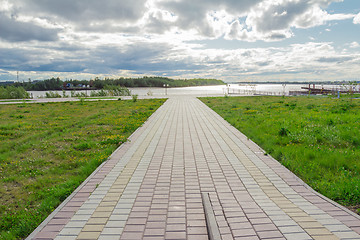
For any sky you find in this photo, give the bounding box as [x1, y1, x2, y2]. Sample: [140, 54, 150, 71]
[0, 0, 359, 83]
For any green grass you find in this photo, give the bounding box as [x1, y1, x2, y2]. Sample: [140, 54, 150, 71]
[0, 99, 165, 240]
[201, 95, 360, 210]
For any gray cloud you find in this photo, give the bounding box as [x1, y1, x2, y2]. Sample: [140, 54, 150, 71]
[89, 43, 205, 74]
[0, 47, 58, 71]
[144, 11, 173, 34]
[256, 61, 272, 67]
[251, 1, 310, 33]
[0, 41, 203, 76]
[317, 56, 354, 63]
[269, 33, 288, 40]
[9, 0, 148, 33]
[0, 12, 59, 42]
[20, 0, 147, 22]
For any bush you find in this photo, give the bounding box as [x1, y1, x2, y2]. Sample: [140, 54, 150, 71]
[279, 127, 290, 136]
[45, 91, 62, 98]
[103, 85, 131, 96]
[89, 86, 131, 97]
[0, 86, 30, 99]
[132, 94, 138, 102]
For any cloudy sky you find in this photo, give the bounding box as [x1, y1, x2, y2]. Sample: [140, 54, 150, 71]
[0, 0, 359, 82]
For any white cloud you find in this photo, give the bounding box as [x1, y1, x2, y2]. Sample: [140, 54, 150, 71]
[350, 41, 359, 48]
[354, 12, 360, 24]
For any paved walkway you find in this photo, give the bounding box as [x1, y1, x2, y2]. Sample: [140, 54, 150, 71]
[28, 97, 360, 240]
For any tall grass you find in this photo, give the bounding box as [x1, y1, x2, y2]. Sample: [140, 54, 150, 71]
[202, 96, 360, 209]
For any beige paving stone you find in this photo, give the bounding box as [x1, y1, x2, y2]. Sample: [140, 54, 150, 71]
[86, 217, 108, 225]
[312, 235, 339, 240]
[292, 216, 315, 222]
[96, 206, 115, 212]
[298, 221, 324, 229]
[82, 224, 105, 232]
[77, 231, 101, 240]
[91, 211, 112, 218]
[98, 201, 117, 207]
[304, 227, 333, 236]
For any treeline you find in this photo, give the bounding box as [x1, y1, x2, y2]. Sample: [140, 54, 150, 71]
[12, 76, 225, 91]
[91, 77, 224, 88]
[13, 77, 63, 91]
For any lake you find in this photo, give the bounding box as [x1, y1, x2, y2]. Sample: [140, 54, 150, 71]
[28, 84, 351, 99]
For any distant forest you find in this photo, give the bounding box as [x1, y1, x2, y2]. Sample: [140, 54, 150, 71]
[11, 76, 225, 91]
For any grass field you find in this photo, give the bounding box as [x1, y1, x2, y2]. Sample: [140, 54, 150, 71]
[201, 95, 360, 211]
[0, 99, 165, 240]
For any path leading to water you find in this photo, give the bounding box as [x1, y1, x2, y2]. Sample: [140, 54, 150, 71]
[28, 97, 360, 240]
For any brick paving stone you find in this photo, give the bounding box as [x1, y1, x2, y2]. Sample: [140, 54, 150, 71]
[257, 230, 284, 239]
[33, 231, 58, 239]
[143, 237, 165, 240]
[234, 236, 260, 240]
[253, 223, 278, 232]
[232, 228, 257, 237]
[187, 234, 208, 240]
[187, 226, 207, 235]
[165, 231, 186, 240]
[282, 232, 312, 240]
[120, 231, 143, 239]
[40, 225, 65, 232]
[166, 224, 186, 232]
[101, 227, 124, 235]
[144, 228, 165, 236]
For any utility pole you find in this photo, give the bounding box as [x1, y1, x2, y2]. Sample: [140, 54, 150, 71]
[17, 71, 19, 82]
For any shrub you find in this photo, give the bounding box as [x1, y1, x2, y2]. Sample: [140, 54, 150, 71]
[132, 94, 138, 102]
[45, 91, 62, 98]
[279, 127, 290, 136]
[0, 86, 30, 99]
